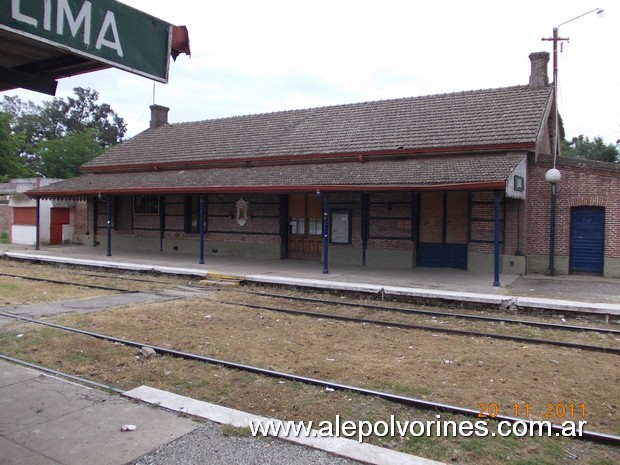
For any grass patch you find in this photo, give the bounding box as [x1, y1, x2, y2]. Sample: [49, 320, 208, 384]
[221, 425, 253, 437]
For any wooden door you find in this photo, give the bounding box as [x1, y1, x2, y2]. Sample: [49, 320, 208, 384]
[50, 208, 70, 245]
[417, 192, 469, 269]
[288, 194, 322, 260]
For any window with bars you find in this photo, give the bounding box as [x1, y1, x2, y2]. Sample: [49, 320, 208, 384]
[133, 195, 159, 215]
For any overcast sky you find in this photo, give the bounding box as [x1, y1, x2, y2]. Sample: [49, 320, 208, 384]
[4, 0, 619, 145]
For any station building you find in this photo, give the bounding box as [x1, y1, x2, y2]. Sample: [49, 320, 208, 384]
[28, 52, 620, 278]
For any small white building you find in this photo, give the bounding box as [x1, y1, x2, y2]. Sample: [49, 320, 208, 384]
[0, 178, 76, 246]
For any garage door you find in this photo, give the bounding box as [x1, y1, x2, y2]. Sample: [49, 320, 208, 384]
[570, 207, 604, 274]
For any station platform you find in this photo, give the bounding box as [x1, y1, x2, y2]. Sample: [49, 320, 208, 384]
[1, 243, 619, 317]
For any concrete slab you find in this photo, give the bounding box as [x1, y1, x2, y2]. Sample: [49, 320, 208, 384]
[0, 435, 62, 464]
[0, 360, 199, 465]
[515, 296, 620, 316]
[0, 374, 103, 435]
[125, 385, 445, 465]
[0, 358, 41, 387]
[1, 292, 180, 321]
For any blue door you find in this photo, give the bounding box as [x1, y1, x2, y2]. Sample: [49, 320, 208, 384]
[570, 207, 604, 274]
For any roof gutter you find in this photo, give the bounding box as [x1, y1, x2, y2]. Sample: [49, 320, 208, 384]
[28, 181, 507, 199]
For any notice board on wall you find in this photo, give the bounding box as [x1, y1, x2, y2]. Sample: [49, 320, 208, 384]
[330, 209, 351, 244]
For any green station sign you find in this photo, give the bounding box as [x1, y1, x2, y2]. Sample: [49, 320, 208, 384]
[1, 0, 172, 82]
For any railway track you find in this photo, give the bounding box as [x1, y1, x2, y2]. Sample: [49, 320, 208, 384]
[210, 299, 620, 355]
[0, 258, 194, 293]
[0, 271, 137, 293]
[3, 261, 618, 353]
[0, 311, 618, 447]
[3, 256, 618, 331]
[208, 287, 620, 335]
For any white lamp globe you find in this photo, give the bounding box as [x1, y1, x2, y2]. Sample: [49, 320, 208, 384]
[545, 168, 561, 184]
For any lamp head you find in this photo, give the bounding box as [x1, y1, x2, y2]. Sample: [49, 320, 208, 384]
[545, 168, 562, 185]
[596, 8, 605, 18]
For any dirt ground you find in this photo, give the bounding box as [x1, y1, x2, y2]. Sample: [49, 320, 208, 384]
[0, 260, 618, 465]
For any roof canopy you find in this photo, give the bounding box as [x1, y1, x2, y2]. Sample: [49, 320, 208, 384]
[82, 85, 552, 173]
[27, 82, 552, 199]
[0, 0, 190, 95]
[30, 152, 527, 198]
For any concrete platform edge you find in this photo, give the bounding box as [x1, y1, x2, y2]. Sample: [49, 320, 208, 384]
[3, 251, 620, 316]
[124, 385, 445, 465]
[3, 251, 206, 277]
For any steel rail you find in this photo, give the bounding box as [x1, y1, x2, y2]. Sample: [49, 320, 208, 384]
[0, 353, 123, 394]
[0, 311, 617, 446]
[230, 289, 620, 335]
[216, 300, 620, 355]
[0, 272, 138, 293]
[1, 263, 178, 285]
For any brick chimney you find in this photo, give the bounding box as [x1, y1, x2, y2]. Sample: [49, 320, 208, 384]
[528, 52, 550, 89]
[149, 104, 169, 129]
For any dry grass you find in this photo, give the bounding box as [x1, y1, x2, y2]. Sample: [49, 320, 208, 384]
[41, 297, 619, 431]
[0, 276, 114, 305]
[0, 260, 618, 465]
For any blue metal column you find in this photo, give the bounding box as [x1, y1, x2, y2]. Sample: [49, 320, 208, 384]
[322, 193, 329, 274]
[361, 193, 369, 266]
[93, 196, 98, 247]
[493, 190, 500, 287]
[34, 198, 40, 250]
[159, 195, 165, 252]
[106, 197, 112, 257]
[199, 194, 205, 264]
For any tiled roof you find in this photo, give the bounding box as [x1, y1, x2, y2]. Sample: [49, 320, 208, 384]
[32, 152, 525, 197]
[81, 85, 551, 171]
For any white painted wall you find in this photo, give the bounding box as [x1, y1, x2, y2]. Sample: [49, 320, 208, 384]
[11, 225, 37, 245]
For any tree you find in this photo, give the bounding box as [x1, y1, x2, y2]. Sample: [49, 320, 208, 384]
[38, 128, 103, 178]
[0, 87, 126, 177]
[562, 135, 619, 163]
[0, 112, 32, 182]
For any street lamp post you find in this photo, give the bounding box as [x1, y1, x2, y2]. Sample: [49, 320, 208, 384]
[545, 168, 561, 275]
[541, 7, 603, 275]
[542, 7, 604, 168]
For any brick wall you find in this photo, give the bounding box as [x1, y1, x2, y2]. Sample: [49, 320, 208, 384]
[0, 204, 11, 233]
[86, 166, 620, 274]
[72, 201, 88, 234]
[469, 191, 505, 255]
[205, 193, 281, 245]
[526, 154, 620, 259]
[0, 203, 11, 243]
[97, 194, 281, 246]
[367, 192, 413, 251]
